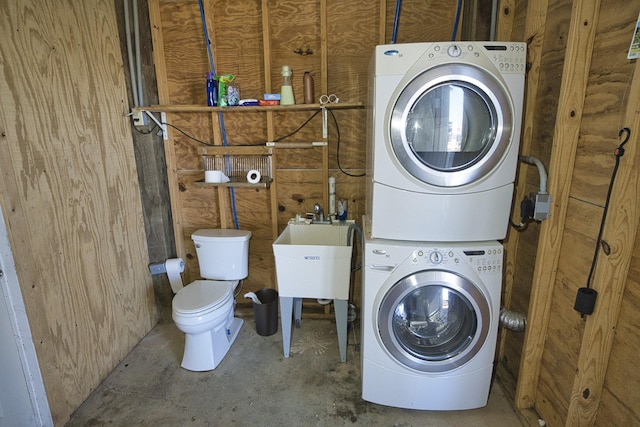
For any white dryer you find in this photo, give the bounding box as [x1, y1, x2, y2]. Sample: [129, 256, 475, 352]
[361, 227, 503, 410]
[366, 41, 526, 241]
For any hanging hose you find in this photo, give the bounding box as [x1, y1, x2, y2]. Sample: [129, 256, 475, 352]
[391, 0, 402, 44]
[451, 0, 463, 41]
[197, 0, 215, 74]
[198, 0, 239, 229]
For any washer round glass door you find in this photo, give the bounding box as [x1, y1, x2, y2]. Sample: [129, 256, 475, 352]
[378, 270, 490, 372]
[390, 63, 513, 187]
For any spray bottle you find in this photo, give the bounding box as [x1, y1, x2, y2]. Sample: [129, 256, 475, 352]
[206, 72, 217, 106]
[280, 66, 295, 105]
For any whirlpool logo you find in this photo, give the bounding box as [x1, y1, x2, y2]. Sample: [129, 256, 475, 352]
[304, 256, 321, 261]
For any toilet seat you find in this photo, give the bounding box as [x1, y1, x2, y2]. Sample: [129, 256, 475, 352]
[173, 280, 236, 316]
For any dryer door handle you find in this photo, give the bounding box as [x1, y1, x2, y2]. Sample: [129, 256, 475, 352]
[370, 264, 395, 272]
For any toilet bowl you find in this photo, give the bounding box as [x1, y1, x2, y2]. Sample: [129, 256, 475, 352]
[172, 280, 242, 371]
[171, 229, 252, 372]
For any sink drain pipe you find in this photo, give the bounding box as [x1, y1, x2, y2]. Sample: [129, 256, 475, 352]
[499, 308, 527, 332]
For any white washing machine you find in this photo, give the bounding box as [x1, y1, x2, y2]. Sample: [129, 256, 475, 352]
[366, 41, 526, 241]
[361, 226, 503, 410]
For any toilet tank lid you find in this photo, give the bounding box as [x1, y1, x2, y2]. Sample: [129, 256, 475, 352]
[192, 228, 252, 242]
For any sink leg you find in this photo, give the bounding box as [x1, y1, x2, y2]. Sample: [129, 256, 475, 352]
[334, 299, 348, 363]
[280, 297, 293, 358]
[294, 297, 302, 328]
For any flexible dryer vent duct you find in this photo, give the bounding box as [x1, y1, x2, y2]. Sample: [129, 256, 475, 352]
[499, 308, 527, 332]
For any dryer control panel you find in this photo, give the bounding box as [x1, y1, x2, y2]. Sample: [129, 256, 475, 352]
[424, 42, 526, 74]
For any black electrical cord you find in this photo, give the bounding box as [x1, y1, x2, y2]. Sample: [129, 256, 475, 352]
[155, 109, 367, 178]
[162, 121, 215, 146]
[509, 195, 535, 232]
[132, 121, 158, 135]
[509, 218, 530, 232]
[584, 127, 631, 289]
[328, 108, 365, 177]
[274, 111, 320, 142]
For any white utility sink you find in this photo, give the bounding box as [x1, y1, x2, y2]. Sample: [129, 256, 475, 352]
[272, 220, 356, 363]
[272, 221, 354, 299]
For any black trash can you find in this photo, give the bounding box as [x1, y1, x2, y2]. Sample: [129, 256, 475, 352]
[252, 288, 279, 336]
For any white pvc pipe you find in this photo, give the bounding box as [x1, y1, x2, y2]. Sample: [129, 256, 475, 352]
[124, 0, 139, 106]
[133, 0, 144, 106]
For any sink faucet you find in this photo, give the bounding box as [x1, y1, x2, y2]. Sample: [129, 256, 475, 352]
[307, 203, 332, 224]
[314, 203, 325, 222]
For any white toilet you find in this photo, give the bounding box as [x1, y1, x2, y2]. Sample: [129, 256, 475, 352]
[172, 228, 252, 371]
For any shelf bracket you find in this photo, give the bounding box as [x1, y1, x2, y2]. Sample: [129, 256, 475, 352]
[322, 106, 328, 139]
[142, 110, 168, 140]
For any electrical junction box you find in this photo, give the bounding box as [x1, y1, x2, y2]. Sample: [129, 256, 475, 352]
[532, 192, 551, 221]
[131, 110, 148, 127]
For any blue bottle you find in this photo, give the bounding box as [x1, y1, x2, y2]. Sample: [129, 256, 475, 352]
[206, 72, 217, 106]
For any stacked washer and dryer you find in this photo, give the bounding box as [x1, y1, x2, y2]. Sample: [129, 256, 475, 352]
[362, 42, 526, 410]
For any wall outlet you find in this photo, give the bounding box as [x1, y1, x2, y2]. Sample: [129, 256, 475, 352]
[131, 110, 147, 127]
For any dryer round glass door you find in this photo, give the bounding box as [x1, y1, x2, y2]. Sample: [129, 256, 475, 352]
[390, 63, 513, 187]
[378, 269, 490, 372]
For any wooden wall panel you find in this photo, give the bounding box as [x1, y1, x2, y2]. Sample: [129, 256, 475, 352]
[597, 233, 640, 425]
[0, 1, 155, 424]
[500, 0, 640, 424]
[384, 0, 458, 44]
[159, 1, 209, 103]
[535, 217, 594, 422]
[499, 0, 571, 396]
[150, 0, 459, 308]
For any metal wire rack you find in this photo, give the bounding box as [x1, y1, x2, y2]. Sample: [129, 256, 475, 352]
[202, 154, 272, 184]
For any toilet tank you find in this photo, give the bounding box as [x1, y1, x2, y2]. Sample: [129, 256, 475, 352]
[191, 229, 252, 280]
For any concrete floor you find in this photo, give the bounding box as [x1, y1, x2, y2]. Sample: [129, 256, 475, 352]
[66, 313, 523, 426]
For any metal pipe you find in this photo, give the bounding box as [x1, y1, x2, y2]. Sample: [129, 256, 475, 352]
[123, 0, 139, 106]
[133, 0, 144, 106]
[490, 0, 498, 41]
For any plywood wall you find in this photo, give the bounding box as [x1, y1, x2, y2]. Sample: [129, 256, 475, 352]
[149, 0, 461, 310]
[0, 1, 156, 425]
[498, 0, 640, 425]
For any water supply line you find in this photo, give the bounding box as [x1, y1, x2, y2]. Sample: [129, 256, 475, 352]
[391, 0, 402, 43]
[197, 0, 239, 229]
[451, 0, 463, 41]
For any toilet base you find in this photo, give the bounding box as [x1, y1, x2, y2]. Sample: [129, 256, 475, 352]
[180, 314, 244, 372]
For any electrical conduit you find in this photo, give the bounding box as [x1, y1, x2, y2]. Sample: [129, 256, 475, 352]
[123, 0, 139, 106]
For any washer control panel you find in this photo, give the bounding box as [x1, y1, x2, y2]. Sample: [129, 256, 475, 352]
[411, 245, 503, 275]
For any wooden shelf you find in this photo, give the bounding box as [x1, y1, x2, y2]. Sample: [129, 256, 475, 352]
[192, 179, 271, 189]
[198, 146, 273, 156]
[134, 102, 363, 114]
